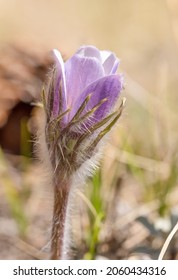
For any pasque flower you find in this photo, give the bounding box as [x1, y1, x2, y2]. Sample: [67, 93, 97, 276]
[43, 46, 124, 178]
[40, 45, 124, 259]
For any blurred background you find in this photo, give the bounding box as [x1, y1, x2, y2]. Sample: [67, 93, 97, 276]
[0, 0, 178, 259]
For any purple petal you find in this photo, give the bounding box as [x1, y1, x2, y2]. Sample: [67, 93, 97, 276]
[76, 45, 102, 61]
[70, 74, 123, 122]
[53, 49, 67, 118]
[101, 51, 120, 75]
[77, 47, 120, 75]
[65, 54, 105, 111]
[110, 59, 120, 74]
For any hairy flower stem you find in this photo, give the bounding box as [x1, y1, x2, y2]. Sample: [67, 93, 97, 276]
[50, 180, 70, 260]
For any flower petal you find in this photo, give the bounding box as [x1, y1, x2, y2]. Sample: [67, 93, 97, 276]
[71, 74, 123, 122]
[53, 49, 67, 118]
[65, 54, 105, 111]
[78, 46, 120, 74]
[101, 51, 120, 75]
[76, 45, 102, 61]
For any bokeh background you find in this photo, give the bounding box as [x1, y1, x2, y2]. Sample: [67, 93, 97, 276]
[0, 0, 178, 259]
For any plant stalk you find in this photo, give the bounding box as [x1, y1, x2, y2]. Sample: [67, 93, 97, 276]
[50, 180, 70, 260]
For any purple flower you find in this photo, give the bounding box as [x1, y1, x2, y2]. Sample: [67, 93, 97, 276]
[42, 45, 124, 177]
[52, 45, 123, 123]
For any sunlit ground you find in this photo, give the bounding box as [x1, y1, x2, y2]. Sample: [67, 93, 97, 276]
[0, 0, 178, 259]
